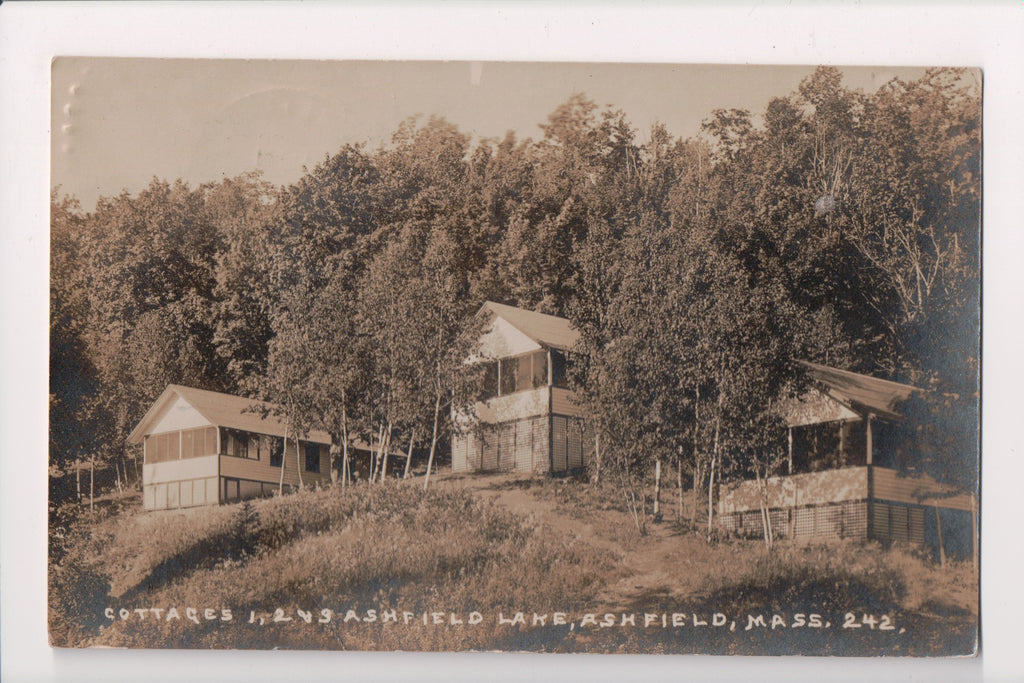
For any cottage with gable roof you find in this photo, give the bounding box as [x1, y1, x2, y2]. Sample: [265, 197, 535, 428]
[452, 301, 593, 475]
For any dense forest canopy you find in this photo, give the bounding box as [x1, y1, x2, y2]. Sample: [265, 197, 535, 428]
[50, 67, 980, 507]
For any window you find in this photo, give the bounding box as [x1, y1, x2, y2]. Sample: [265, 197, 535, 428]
[220, 428, 258, 459]
[515, 353, 535, 392]
[531, 350, 548, 388]
[500, 357, 517, 395]
[551, 350, 569, 389]
[304, 442, 321, 473]
[247, 433, 260, 460]
[482, 361, 498, 399]
[268, 437, 284, 467]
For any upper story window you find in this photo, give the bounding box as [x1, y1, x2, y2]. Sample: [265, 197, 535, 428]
[268, 436, 284, 467]
[304, 442, 321, 473]
[551, 349, 569, 389]
[220, 428, 258, 459]
[480, 349, 558, 400]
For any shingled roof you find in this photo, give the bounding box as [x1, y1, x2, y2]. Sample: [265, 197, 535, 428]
[480, 301, 580, 350]
[798, 360, 921, 422]
[127, 384, 332, 445]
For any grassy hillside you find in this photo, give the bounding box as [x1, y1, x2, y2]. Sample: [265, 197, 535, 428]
[48, 476, 977, 655]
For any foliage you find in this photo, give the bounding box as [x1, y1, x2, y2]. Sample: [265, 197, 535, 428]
[50, 68, 980, 513]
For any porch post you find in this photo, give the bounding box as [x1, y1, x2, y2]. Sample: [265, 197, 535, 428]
[865, 413, 875, 466]
[838, 420, 846, 465]
[787, 427, 793, 475]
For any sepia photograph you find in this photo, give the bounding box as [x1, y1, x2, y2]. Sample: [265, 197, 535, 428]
[46, 57, 981, 657]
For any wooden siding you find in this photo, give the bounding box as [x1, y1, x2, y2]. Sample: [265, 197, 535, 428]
[452, 433, 468, 472]
[144, 476, 218, 510]
[143, 454, 218, 486]
[220, 444, 330, 488]
[871, 466, 973, 511]
[149, 394, 213, 434]
[719, 466, 870, 515]
[478, 316, 543, 358]
[551, 387, 584, 417]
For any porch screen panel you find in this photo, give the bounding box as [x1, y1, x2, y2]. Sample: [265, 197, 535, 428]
[890, 504, 909, 542]
[769, 509, 788, 538]
[482, 427, 499, 471]
[192, 479, 205, 507]
[180, 480, 193, 507]
[515, 419, 533, 472]
[873, 503, 891, 540]
[181, 430, 193, 460]
[816, 504, 843, 538]
[552, 416, 567, 472]
[154, 483, 167, 509]
[793, 507, 814, 537]
[204, 477, 218, 504]
[143, 485, 155, 509]
[533, 416, 550, 474]
[531, 351, 548, 389]
[909, 506, 925, 543]
[499, 423, 515, 470]
[240, 479, 261, 500]
[567, 418, 583, 470]
[466, 433, 481, 471]
[168, 431, 180, 460]
[842, 501, 868, 539]
[205, 426, 217, 456]
[167, 481, 179, 508]
[452, 435, 467, 472]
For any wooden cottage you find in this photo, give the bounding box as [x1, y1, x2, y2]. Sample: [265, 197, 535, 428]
[128, 385, 384, 511]
[452, 302, 592, 475]
[719, 362, 976, 556]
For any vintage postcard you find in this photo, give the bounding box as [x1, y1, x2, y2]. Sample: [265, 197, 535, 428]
[47, 57, 980, 658]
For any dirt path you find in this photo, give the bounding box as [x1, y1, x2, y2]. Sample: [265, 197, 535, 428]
[437, 472, 709, 611]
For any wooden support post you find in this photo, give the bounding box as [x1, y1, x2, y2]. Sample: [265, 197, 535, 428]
[787, 427, 793, 474]
[838, 420, 846, 466]
[865, 413, 874, 465]
[934, 505, 946, 567]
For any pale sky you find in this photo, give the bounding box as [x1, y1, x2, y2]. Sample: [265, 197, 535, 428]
[52, 59, 929, 210]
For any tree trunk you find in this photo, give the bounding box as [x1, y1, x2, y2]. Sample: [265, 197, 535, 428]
[89, 455, 95, 513]
[934, 505, 946, 567]
[402, 433, 414, 480]
[330, 442, 340, 485]
[755, 465, 773, 550]
[342, 442, 350, 489]
[691, 384, 701, 526]
[706, 413, 721, 540]
[653, 458, 662, 519]
[295, 432, 304, 489]
[691, 459, 702, 527]
[706, 456, 715, 539]
[341, 405, 350, 489]
[371, 423, 384, 483]
[423, 392, 442, 491]
[76, 459, 81, 504]
[278, 434, 287, 494]
[676, 452, 684, 523]
[593, 429, 602, 484]
[378, 422, 393, 484]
